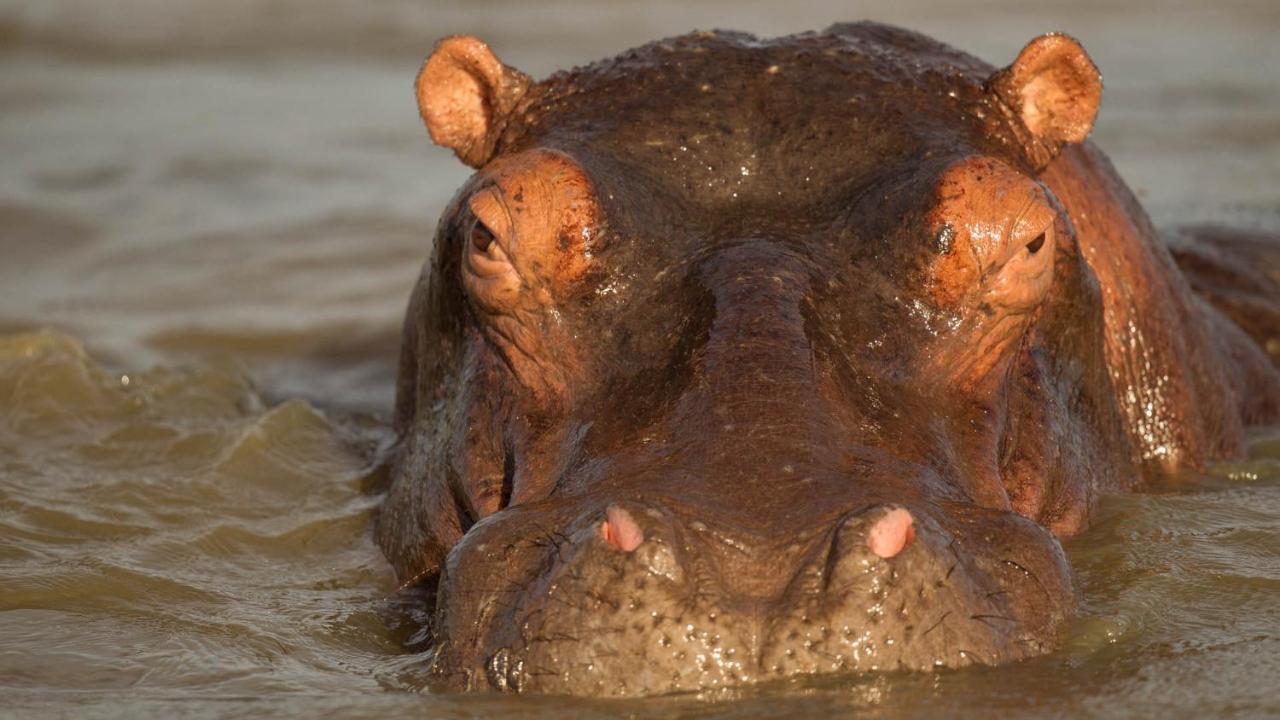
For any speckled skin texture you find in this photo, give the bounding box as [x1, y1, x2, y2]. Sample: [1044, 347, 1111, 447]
[377, 23, 1280, 695]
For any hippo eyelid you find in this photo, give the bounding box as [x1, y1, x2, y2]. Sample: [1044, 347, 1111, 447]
[467, 187, 518, 252]
[470, 217, 497, 252]
[1025, 231, 1046, 255]
[1004, 190, 1044, 247]
[1001, 192, 1056, 267]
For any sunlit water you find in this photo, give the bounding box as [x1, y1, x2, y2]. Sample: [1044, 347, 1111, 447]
[2, 1, 1278, 717]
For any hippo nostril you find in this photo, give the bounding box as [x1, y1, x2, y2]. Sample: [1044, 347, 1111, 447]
[867, 508, 916, 558]
[599, 505, 645, 552]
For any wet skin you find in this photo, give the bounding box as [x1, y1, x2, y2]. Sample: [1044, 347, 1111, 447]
[376, 23, 1280, 696]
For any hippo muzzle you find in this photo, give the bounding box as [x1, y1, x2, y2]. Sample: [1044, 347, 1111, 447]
[426, 484, 1073, 694]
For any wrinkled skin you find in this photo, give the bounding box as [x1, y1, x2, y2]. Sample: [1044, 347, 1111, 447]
[376, 23, 1280, 696]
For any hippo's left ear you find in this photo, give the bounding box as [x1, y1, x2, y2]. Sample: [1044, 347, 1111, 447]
[416, 36, 533, 168]
[987, 33, 1102, 170]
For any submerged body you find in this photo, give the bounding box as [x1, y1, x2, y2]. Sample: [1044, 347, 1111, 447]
[377, 23, 1280, 695]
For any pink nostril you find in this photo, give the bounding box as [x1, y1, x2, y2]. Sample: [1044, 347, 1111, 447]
[867, 508, 916, 559]
[599, 505, 644, 552]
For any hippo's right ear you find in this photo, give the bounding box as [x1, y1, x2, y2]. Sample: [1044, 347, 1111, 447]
[416, 36, 532, 168]
[987, 33, 1102, 171]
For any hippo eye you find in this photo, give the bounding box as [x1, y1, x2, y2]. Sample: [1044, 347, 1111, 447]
[470, 218, 497, 253]
[1025, 231, 1046, 255]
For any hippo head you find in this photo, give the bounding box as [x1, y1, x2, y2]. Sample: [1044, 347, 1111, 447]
[380, 23, 1131, 696]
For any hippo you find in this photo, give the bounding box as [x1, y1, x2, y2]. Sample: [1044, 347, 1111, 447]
[376, 22, 1280, 696]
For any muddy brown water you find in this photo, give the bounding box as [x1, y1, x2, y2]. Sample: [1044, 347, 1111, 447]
[2, 1, 1279, 717]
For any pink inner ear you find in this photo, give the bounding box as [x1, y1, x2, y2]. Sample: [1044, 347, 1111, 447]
[1020, 74, 1067, 139]
[415, 35, 531, 168]
[600, 505, 644, 552]
[418, 50, 489, 154]
[867, 508, 916, 559]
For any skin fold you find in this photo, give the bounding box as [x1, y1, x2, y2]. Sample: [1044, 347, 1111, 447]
[375, 23, 1280, 696]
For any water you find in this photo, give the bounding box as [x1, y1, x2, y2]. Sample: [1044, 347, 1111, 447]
[1, 1, 1278, 717]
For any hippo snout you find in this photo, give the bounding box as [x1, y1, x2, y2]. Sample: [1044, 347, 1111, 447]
[430, 500, 1064, 696]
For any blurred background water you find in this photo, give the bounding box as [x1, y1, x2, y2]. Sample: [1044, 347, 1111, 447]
[1, 1, 1278, 717]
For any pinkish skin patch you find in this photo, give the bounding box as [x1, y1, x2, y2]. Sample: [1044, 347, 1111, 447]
[599, 505, 644, 552]
[867, 508, 916, 558]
